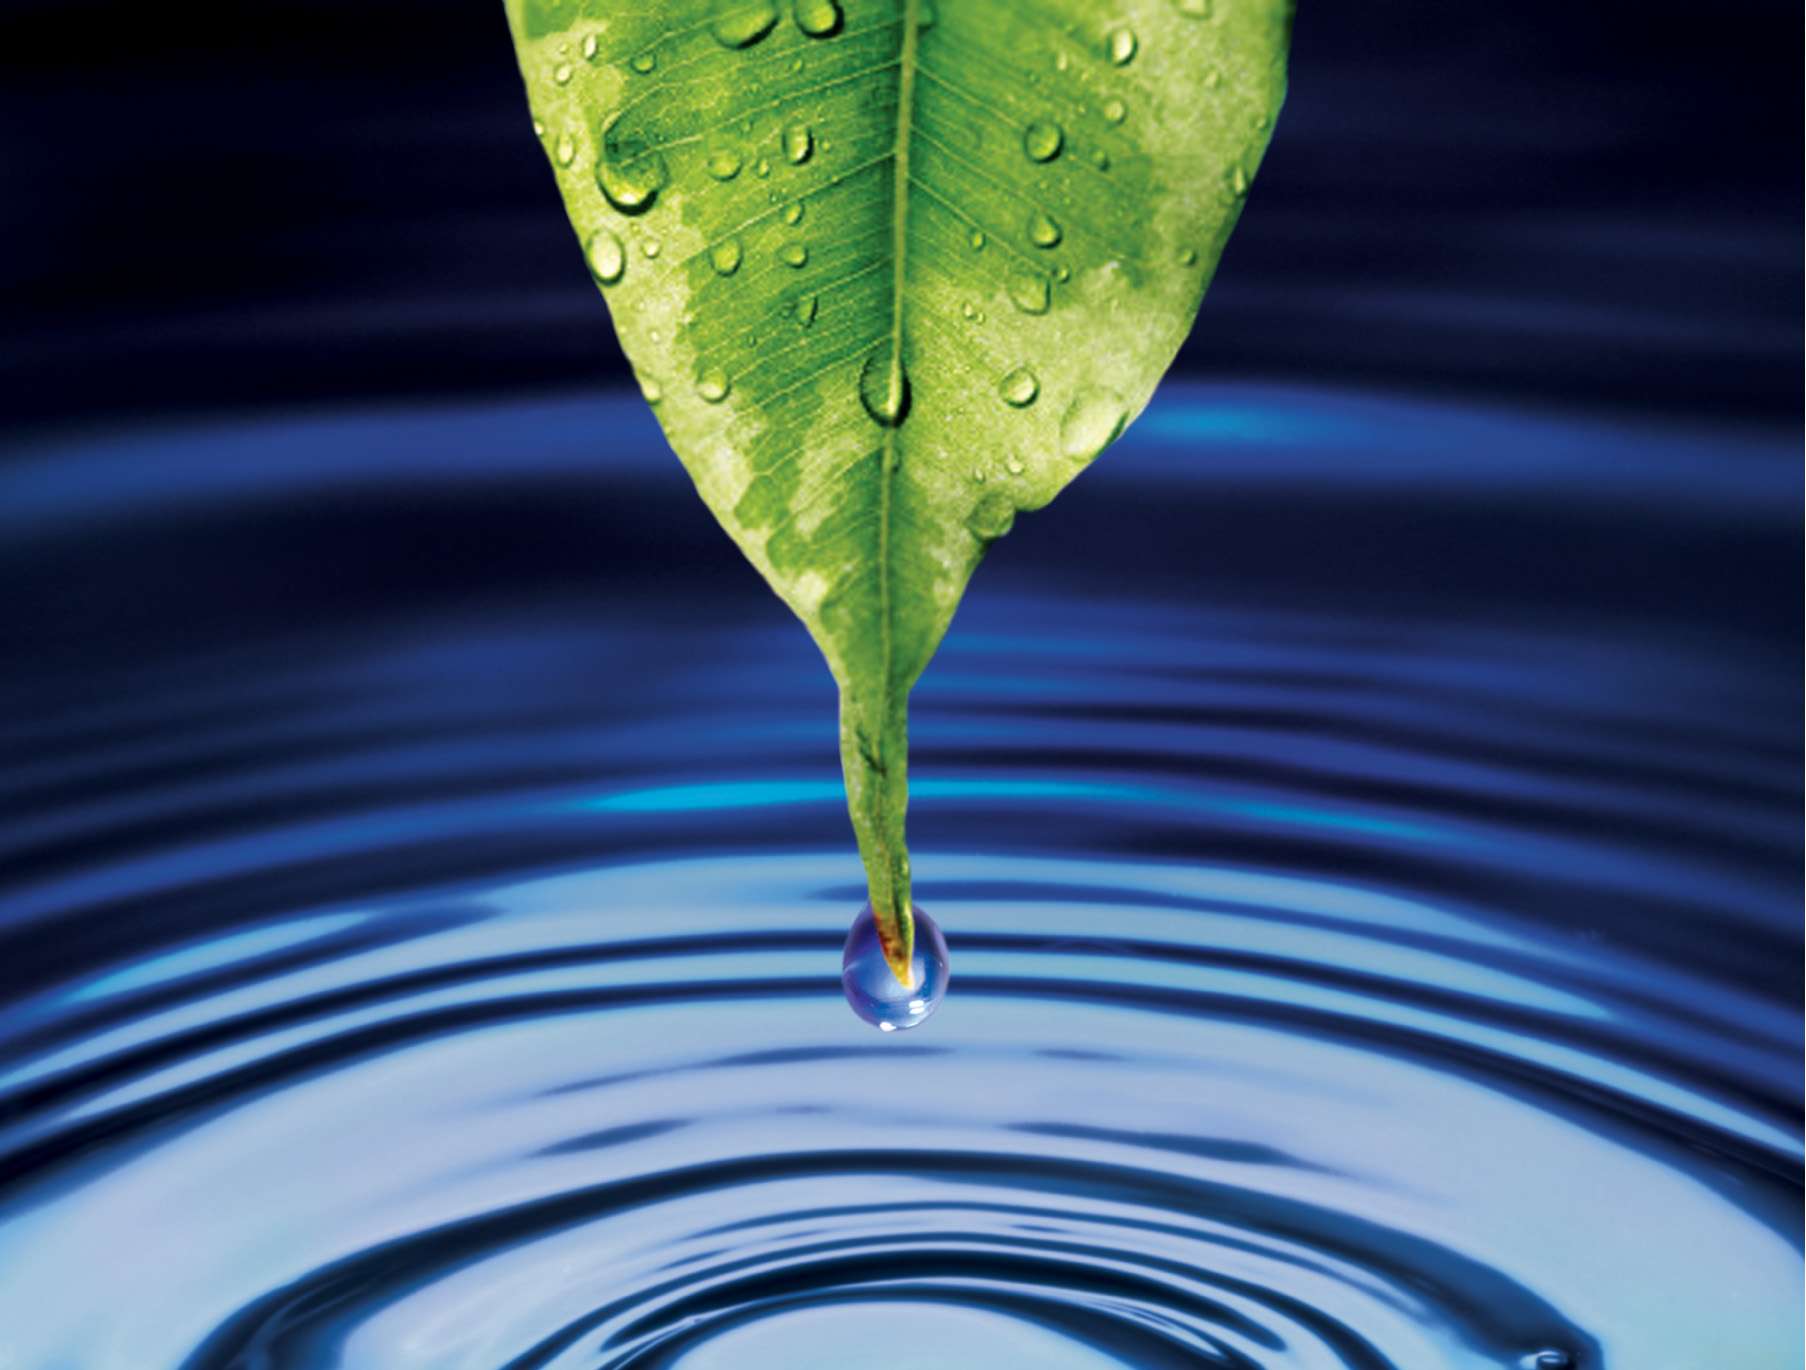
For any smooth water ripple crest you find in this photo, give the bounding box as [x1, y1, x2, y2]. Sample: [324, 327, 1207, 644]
[0, 384, 1798, 1368]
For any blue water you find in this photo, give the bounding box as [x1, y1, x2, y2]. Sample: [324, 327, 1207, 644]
[0, 383, 1798, 1368]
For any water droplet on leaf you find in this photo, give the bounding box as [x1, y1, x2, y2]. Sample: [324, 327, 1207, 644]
[1172, 0, 1212, 17]
[792, 0, 843, 37]
[796, 293, 818, 327]
[581, 32, 599, 61]
[783, 200, 805, 225]
[711, 237, 744, 275]
[554, 132, 576, 166]
[596, 136, 666, 215]
[1008, 272, 1051, 314]
[712, 1, 780, 48]
[1106, 26, 1137, 65]
[969, 229, 987, 250]
[782, 122, 814, 164]
[697, 366, 732, 403]
[1027, 211, 1062, 248]
[859, 342, 910, 426]
[552, 61, 573, 84]
[842, 903, 948, 1030]
[1102, 97, 1127, 124]
[706, 144, 743, 180]
[639, 375, 662, 403]
[1023, 119, 1063, 162]
[999, 365, 1040, 407]
[630, 50, 657, 74]
[780, 242, 809, 268]
[585, 227, 626, 283]
[1060, 387, 1128, 463]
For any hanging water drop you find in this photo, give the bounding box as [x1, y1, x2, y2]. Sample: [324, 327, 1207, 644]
[859, 343, 910, 426]
[842, 903, 948, 1031]
[782, 121, 814, 165]
[1023, 119, 1064, 162]
[1106, 25, 1137, 65]
[584, 227, 626, 284]
[1027, 211, 1062, 248]
[712, 0, 780, 48]
[793, 0, 843, 36]
[711, 237, 744, 275]
[999, 365, 1040, 407]
[696, 366, 732, 403]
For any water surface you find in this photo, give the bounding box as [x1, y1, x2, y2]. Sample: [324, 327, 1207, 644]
[0, 383, 1798, 1368]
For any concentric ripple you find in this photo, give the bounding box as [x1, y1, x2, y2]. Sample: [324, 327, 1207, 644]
[0, 384, 1797, 1368]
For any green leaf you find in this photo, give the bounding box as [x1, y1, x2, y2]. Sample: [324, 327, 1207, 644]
[505, 0, 1291, 983]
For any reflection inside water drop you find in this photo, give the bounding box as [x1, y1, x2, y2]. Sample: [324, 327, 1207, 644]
[841, 902, 949, 1031]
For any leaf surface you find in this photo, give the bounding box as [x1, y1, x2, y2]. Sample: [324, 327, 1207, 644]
[506, 0, 1291, 980]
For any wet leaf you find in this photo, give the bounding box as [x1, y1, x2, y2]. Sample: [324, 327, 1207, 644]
[506, 0, 1292, 981]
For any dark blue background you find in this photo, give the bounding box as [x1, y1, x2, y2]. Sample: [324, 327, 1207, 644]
[1, 0, 1799, 429]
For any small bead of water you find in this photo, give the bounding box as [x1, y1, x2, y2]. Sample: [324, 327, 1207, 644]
[841, 902, 949, 1030]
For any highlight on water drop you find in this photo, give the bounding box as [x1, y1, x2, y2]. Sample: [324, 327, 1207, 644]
[842, 902, 949, 1031]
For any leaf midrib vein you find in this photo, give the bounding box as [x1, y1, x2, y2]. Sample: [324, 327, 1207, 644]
[877, 0, 920, 733]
